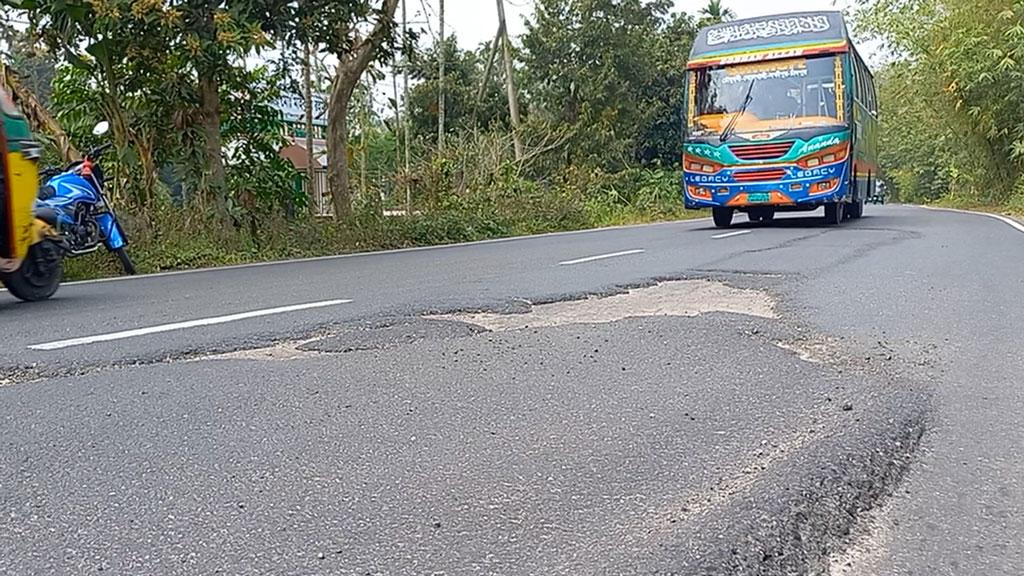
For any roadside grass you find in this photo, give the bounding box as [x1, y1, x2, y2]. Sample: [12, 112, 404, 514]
[63, 169, 706, 281]
[928, 195, 1024, 220]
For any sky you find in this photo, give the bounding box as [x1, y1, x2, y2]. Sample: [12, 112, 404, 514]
[371, 0, 879, 107]
[430, 0, 871, 56]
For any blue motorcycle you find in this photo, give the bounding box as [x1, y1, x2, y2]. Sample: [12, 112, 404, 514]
[37, 121, 135, 275]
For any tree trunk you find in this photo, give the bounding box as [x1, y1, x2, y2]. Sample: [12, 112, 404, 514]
[303, 40, 317, 215]
[402, 0, 411, 216]
[327, 76, 353, 218]
[199, 71, 228, 215]
[325, 0, 400, 219]
[437, 0, 445, 152]
[496, 0, 523, 161]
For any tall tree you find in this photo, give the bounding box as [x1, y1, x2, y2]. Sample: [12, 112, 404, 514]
[522, 0, 696, 168]
[181, 0, 283, 215]
[856, 0, 1024, 204]
[406, 38, 508, 140]
[0, 22, 77, 160]
[297, 0, 399, 218]
[11, 0, 281, 210]
[0, 20, 56, 106]
[496, 0, 523, 161]
[698, 0, 734, 27]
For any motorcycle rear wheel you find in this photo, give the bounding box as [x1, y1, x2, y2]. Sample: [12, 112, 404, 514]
[1, 240, 63, 302]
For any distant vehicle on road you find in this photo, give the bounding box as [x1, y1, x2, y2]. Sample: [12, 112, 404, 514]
[682, 11, 879, 228]
[869, 180, 887, 204]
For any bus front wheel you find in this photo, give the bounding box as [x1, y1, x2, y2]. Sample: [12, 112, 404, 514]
[712, 207, 734, 228]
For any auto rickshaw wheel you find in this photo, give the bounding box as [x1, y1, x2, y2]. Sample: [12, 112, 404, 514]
[1, 240, 62, 301]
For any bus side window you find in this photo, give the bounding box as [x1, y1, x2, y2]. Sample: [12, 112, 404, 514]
[869, 76, 878, 115]
[868, 77, 875, 114]
[861, 61, 872, 112]
[854, 59, 864, 107]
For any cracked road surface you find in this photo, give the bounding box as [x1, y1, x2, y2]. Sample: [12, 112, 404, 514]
[1, 205, 1021, 575]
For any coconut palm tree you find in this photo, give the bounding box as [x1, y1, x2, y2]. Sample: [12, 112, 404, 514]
[699, 0, 736, 26]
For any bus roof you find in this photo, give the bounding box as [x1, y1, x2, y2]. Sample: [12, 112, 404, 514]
[688, 11, 850, 70]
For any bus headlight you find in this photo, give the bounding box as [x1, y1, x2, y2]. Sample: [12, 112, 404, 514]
[683, 154, 724, 175]
[810, 178, 840, 195]
[797, 143, 849, 169]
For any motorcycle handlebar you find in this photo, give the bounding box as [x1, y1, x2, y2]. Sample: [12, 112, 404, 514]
[88, 142, 113, 158]
[42, 143, 113, 177]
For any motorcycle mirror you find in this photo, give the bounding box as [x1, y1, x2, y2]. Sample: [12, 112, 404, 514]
[92, 121, 110, 136]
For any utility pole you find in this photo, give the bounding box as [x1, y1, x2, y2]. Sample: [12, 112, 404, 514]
[392, 66, 400, 208]
[302, 39, 316, 214]
[496, 0, 523, 162]
[473, 27, 501, 133]
[402, 0, 411, 216]
[437, 0, 446, 153]
[360, 84, 369, 199]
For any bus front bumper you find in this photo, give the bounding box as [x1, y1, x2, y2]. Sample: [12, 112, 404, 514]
[682, 174, 851, 211]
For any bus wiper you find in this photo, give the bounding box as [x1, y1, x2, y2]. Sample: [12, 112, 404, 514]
[720, 78, 757, 143]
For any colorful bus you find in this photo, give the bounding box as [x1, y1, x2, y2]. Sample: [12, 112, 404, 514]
[682, 12, 878, 227]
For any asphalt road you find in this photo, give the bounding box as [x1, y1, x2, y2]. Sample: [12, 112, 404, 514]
[0, 205, 1021, 574]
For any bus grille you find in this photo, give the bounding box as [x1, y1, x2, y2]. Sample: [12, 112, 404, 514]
[733, 168, 787, 182]
[729, 141, 795, 161]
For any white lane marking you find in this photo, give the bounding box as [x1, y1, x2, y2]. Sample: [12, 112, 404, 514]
[919, 205, 1024, 234]
[558, 249, 645, 266]
[25, 218, 710, 289]
[711, 230, 753, 240]
[27, 299, 353, 351]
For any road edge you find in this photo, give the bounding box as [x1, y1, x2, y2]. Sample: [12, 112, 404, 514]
[37, 216, 710, 288]
[916, 204, 1024, 234]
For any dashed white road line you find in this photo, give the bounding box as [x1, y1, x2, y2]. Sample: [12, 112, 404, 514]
[711, 229, 753, 240]
[558, 249, 645, 266]
[28, 299, 353, 351]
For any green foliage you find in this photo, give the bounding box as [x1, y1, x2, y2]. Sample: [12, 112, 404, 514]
[698, 0, 735, 28]
[49, 65, 102, 143]
[406, 37, 510, 140]
[857, 0, 1024, 208]
[521, 0, 696, 169]
[0, 22, 56, 106]
[222, 65, 303, 212]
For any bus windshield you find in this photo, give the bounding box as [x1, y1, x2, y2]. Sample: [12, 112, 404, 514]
[690, 55, 845, 137]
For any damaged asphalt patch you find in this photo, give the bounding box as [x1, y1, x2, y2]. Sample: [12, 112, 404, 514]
[201, 318, 485, 361]
[431, 279, 777, 331]
[0, 277, 930, 575]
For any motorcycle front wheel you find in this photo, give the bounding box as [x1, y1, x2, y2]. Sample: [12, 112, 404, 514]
[1, 240, 63, 302]
[114, 248, 136, 275]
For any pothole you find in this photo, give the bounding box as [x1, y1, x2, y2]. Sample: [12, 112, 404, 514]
[827, 502, 894, 576]
[198, 339, 323, 361]
[431, 279, 776, 331]
[300, 317, 485, 353]
[774, 337, 844, 364]
[195, 281, 773, 362]
[193, 318, 485, 361]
